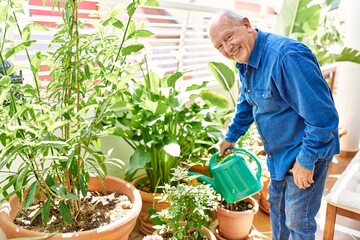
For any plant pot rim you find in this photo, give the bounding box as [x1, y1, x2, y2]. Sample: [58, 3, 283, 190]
[217, 196, 259, 216]
[0, 176, 141, 238]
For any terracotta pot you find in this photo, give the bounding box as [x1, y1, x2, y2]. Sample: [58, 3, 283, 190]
[0, 176, 142, 240]
[259, 174, 270, 215]
[132, 175, 170, 236]
[216, 197, 259, 240]
[188, 163, 212, 177]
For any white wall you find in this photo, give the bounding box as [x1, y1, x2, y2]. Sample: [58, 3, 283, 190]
[335, 0, 360, 153]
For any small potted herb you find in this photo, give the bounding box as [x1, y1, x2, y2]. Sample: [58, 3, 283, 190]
[149, 168, 219, 240]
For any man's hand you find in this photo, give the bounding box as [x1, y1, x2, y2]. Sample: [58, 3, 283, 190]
[289, 161, 314, 189]
[219, 140, 235, 156]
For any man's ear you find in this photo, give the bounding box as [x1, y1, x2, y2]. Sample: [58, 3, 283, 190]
[242, 17, 252, 30]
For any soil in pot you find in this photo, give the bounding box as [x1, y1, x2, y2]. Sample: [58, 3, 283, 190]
[13, 191, 132, 233]
[0, 176, 141, 240]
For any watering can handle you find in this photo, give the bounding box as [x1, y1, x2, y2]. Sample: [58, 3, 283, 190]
[232, 148, 262, 181]
[210, 148, 262, 181]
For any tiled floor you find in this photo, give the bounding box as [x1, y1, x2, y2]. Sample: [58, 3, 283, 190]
[129, 153, 360, 240]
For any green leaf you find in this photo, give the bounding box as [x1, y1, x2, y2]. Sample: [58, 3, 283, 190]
[42, 199, 51, 226]
[0, 4, 8, 22]
[200, 89, 229, 108]
[125, 146, 151, 177]
[127, 29, 153, 39]
[5, 40, 37, 59]
[15, 166, 29, 196]
[30, 52, 42, 75]
[109, 127, 135, 139]
[143, 0, 160, 7]
[275, 0, 320, 38]
[112, 19, 124, 29]
[127, 2, 137, 17]
[121, 44, 144, 56]
[79, 174, 88, 197]
[22, 23, 49, 41]
[208, 61, 236, 106]
[317, 47, 360, 64]
[24, 182, 38, 209]
[50, 184, 67, 197]
[60, 201, 72, 225]
[165, 71, 185, 88]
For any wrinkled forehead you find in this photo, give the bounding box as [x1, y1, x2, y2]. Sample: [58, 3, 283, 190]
[208, 16, 234, 42]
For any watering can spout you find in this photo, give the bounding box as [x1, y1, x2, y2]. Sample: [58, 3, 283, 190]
[188, 172, 218, 192]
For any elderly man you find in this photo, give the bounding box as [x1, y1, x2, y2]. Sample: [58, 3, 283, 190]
[208, 9, 340, 240]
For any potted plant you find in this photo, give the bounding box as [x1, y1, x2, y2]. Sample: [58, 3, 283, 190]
[215, 197, 259, 240]
[109, 52, 231, 234]
[0, 0, 158, 238]
[147, 168, 218, 240]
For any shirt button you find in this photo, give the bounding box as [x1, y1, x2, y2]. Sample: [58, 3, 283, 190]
[262, 94, 265, 97]
[269, 155, 272, 158]
[247, 89, 251, 93]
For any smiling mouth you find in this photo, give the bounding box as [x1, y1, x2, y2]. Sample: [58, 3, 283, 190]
[232, 48, 240, 56]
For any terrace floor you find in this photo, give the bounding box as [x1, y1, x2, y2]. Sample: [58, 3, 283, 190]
[129, 153, 360, 240]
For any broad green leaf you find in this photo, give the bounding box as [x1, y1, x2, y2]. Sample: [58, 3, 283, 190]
[200, 89, 229, 108]
[275, 0, 301, 36]
[125, 146, 151, 177]
[208, 61, 236, 106]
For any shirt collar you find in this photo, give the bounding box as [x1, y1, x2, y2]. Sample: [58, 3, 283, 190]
[236, 29, 266, 70]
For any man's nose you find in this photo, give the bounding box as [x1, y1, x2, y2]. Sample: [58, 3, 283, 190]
[223, 42, 233, 55]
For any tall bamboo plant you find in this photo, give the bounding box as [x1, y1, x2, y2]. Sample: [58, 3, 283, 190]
[0, 0, 158, 225]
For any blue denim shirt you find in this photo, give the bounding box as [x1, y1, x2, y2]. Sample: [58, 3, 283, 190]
[225, 29, 340, 180]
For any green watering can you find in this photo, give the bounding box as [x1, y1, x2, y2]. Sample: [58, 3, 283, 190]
[189, 148, 262, 203]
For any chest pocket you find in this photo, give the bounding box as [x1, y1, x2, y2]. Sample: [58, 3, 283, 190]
[255, 90, 280, 113]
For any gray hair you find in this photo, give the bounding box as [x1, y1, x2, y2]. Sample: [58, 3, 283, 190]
[207, 9, 244, 34]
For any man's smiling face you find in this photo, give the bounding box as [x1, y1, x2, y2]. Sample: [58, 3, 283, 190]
[210, 16, 256, 64]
